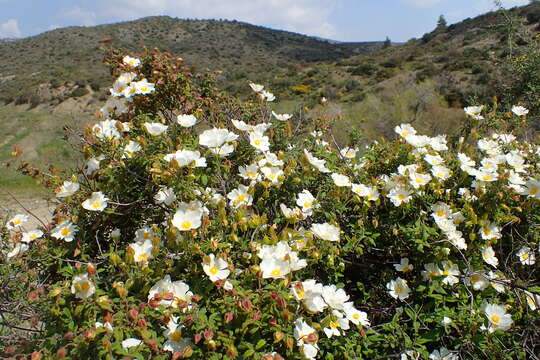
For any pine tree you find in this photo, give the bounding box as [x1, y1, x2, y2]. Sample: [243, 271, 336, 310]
[383, 36, 391, 48]
[437, 15, 447, 29]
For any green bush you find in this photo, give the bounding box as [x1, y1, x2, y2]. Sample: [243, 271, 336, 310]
[70, 87, 90, 98]
[1, 49, 539, 360]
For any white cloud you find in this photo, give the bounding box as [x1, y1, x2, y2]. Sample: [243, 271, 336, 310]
[60, 6, 97, 26]
[96, 0, 339, 38]
[0, 19, 21, 38]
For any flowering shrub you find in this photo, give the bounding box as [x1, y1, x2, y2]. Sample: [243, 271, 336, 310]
[1, 49, 539, 359]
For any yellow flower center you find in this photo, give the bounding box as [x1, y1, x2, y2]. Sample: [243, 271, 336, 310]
[170, 330, 183, 342]
[209, 266, 218, 275]
[297, 290, 304, 299]
[352, 313, 359, 320]
[482, 175, 492, 181]
[254, 139, 261, 146]
[530, 187, 538, 195]
[81, 281, 91, 292]
[395, 286, 403, 294]
[415, 178, 423, 183]
[330, 321, 339, 329]
[143, 232, 152, 239]
[61, 228, 71, 236]
[471, 274, 481, 283]
[236, 194, 246, 203]
[443, 270, 450, 276]
[141, 87, 148, 92]
[397, 194, 405, 201]
[402, 131, 409, 137]
[490, 315, 500, 324]
[181, 221, 191, 230]
[303, 202, 311, 209]
[13, 219, 21, 225]
[92, 201, 102, 209]
[521, 253, 529, 260]
[271, 269, 282, 276]
[268, 174, 276, 180]
[436, 210, 445, 217]
[138, 253, 148, 262]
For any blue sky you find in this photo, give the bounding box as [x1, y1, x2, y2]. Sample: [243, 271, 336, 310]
[0, 0, 530, 42]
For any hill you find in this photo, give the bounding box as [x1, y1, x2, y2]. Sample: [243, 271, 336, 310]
[0, 17, 385, 105]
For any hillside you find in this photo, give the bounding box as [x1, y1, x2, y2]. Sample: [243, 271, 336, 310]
[1, 3, 539, 191]
[0, 17, 385, 105]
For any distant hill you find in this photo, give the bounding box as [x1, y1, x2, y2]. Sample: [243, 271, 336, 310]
[0, 17, 386, 105]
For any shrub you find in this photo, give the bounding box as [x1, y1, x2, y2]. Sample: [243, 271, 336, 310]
[70, 87, 90, 98]
[1, 49, 539, 360]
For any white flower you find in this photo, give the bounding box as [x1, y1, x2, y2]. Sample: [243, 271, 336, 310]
[122, 140, 142, 159]
[7, 243, 29, 259]
[294, 319, 319, 360]
[430, 136, 448, 151]
[148, 275, 193, 308]
[199, 128, 238, 149]
[154, 187, 177, 206]
[280, 204, 304, 220]
[123, 55, 140, 67]
[483, 303, 513, 332]
[291, 280, 327, 313]
[95, 321, 114, 335]
[441, 261, 460, 285]
[466, 271, 489, 291]
[311, 223, 340, 242]
[258, 242, 306, 279]
[424, 154, 444, 166]
[134, 226, 156, 242]
[386, 277, 411, 300]
[82, 192, 109, 212]
[511, 105, 529, 116]
[464, 105, 484, 120]
[6, 214, 29, 230]
[177, 114, 197, 127]
[144, 122, 168, 136]
[323, 310, 350, 338]
[387, 187, 412, 206]
[227, 185, 253, 208]
[431, 165, 451, 180]
[340, 147, 357, 160]
[22, 230, 44, 243]
[524, 291, 540, 311]
[394, 258, 413, 273]
[134, 79, 155, 95]
[92, 119, 121, 140]
[249, 132, 270, 152]
[249, 82, 264, 92]
[164, 149, 207, 168]
[409, 172, 431, 188]
[296, 190, 318, 216]
[352, 184, 379, 201]
[304, 150, 330, 173]
[203, 254, 230, 282]
[71, 273, 95, 299]
[422, 263, 443, 281]
[51, 221, 78, 242]
[482, 246, 499, 268]
[121, 338, 142, 350]
[172, 202, 203, 231]
[259, 152, 284, 167]
[272, 111, 292, 121]
[516, 246, 536, 265]
[163, 317, 191, 353]
[343, 302, 370, 326]
[56, 181, 80, 198]
[394, 124, 417, 138]
[239, 163, 259, 182]
[519, 178, 540, 199]
[442, 317, 452, 326]
[129, 239, 154, 263]
[331, 173, 351, 187]
[429, 347, 458, 360]
[260, 90, 275, 102]
[322, 285, 350, 310]
[479, 222, 501, 240]
[261, 166, 283, 184]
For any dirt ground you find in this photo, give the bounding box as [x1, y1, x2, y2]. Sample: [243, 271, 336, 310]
[1, 195, 55, 229]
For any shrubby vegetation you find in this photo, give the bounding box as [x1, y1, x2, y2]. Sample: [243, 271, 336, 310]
[1, 49, 539, 359]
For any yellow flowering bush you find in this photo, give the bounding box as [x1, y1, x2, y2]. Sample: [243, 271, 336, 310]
[1, 49, 539, 359]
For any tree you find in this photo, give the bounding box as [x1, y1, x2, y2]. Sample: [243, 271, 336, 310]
[437, 14, 448, 29]
[383, 36, 391, 48]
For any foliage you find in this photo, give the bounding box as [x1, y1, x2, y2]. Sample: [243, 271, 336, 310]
[1, 49, 539, 360]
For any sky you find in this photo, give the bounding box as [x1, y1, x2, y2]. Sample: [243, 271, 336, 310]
[0, 0, 531, 42]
